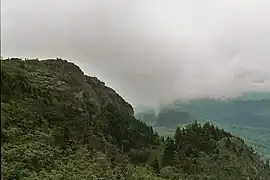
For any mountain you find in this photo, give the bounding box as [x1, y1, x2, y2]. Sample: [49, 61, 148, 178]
[178, 98, 270, 128]
[169, 95, 270, 159]
[155, 108, 194, 127]
[160, 122, 270, 179]
[1, 58, 270, 179]
[237, 92, 270, 101]
[136, 107, 194, 128]
[136, 109, 157, 126]
[1, 58, 160, 179]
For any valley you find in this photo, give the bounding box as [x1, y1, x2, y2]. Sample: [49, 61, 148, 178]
[136, 93, 270, 160]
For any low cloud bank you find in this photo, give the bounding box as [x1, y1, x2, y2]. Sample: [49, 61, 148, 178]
[2, 0, 270, 108]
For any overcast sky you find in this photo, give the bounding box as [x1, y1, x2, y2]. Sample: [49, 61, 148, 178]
[2, 0, 270, 109]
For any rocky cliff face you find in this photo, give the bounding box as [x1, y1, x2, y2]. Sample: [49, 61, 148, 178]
[1, 58, 159, 179]
[41, 59, 134, 116]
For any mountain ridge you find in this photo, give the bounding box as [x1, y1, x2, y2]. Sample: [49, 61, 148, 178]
[1, 58, 270, 179]
[137, 93, 270, 160]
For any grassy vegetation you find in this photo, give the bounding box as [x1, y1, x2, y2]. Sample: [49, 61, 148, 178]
[1, 58, 270, 179]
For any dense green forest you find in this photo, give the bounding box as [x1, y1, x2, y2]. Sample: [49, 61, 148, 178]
[137, 93, 270, 159]
[175, 98, 270, 159]
[1, 58, 270, 179]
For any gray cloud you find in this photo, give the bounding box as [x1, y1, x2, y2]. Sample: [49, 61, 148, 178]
[2, 0, 270, 108]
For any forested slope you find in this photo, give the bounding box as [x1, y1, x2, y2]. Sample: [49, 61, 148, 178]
[1, 58, 160, 179]
[1, 58, 269, 180]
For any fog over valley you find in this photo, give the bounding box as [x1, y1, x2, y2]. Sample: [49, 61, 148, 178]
[2, 1, 270, 178]
[2, 0, 270, 109]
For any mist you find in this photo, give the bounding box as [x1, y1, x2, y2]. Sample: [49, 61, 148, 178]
[2, 0, 270, 109]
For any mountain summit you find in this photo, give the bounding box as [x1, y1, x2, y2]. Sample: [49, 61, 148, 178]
[1, 58, 270, 179]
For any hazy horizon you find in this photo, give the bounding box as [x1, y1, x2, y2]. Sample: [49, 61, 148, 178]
[2, 0, 270, 109]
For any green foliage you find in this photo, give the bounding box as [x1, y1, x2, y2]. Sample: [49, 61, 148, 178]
[128, 149, 151, 164]
[1, 58, 269, 180]
[150, 157, 160, 174]
[161, 137, 175, 167]
[160, 122, 270, 179]
[1, 58, 160, 179]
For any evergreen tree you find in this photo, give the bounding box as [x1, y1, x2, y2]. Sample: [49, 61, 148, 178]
[150, 157, 160, 174]
[161, 137, 175, 167]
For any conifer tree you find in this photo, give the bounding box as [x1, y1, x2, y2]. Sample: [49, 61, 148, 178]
[150, 157, 160, 174]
